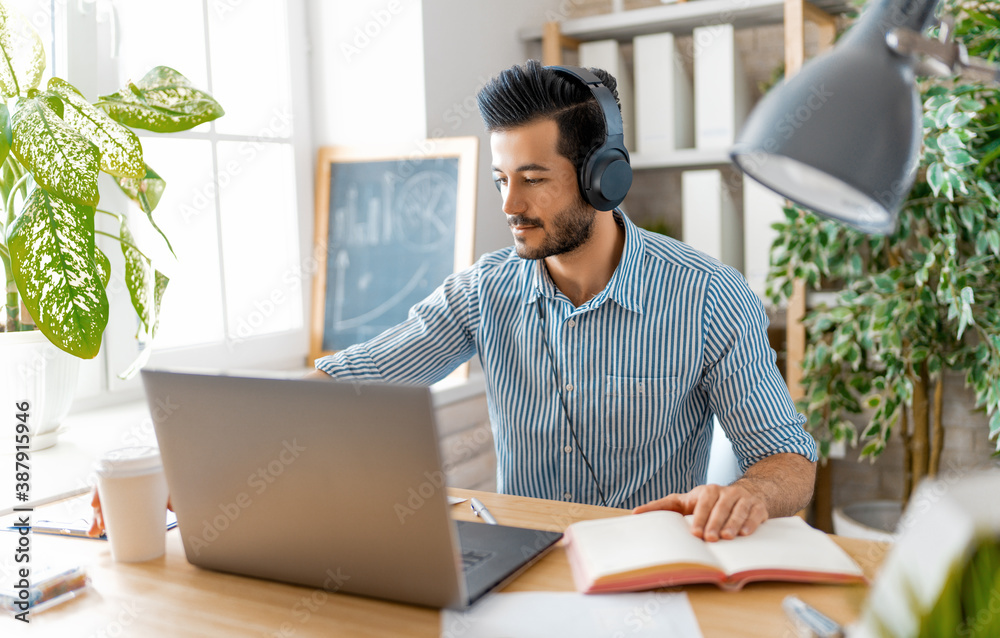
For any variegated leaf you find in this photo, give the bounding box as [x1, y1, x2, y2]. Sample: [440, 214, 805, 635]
[95, 247, 110, 287]
[6, 188, 108, 358]
[116, 269, 168, 381]
[0, 3, 44, 97]
[152, 270, 168, 336]
[11, 96, 101, 206]
[98, 66, 224, 133]
[0, 103, 11, 167]
[117, 163, 174, 257]
[48, 78, 145, 178]
[120, 216, 155, 334]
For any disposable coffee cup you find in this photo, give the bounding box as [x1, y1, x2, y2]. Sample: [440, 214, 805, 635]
[95, 446, 169, 562]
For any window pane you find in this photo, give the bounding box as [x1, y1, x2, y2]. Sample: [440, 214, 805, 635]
[135, 138, 225, 350]
[208, 0, 292, 137]
[217, 141, 301, 340]
[6, 0, 54, 80]
[112, 0, 210, 120]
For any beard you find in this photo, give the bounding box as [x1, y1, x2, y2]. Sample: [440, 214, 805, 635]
[508, 197, 596, 260]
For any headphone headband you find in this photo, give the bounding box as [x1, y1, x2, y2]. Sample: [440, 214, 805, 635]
[542, 64, 632, 211]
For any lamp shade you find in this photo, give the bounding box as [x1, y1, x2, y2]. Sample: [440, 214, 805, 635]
[731, 0, 940, 234]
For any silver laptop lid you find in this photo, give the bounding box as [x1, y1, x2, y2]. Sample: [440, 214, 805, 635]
[141, 369, 467, 608]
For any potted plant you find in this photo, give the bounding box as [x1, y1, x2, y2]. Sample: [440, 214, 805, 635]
[0, 2, 223, 449]
[766, 1, 1000, 535]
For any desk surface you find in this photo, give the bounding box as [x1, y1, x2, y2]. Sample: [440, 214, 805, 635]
[4, 489, 888, 637]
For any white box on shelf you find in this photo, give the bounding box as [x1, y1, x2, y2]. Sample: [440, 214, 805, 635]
[692, 23, 751, 150]
[742, 178, 787, 298]
[682, 169, 743, 271]
[578, 39, 635, 151]
[633, 32, 693, 155]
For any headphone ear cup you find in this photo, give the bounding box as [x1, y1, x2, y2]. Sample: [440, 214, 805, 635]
[582, 148, 633, 211]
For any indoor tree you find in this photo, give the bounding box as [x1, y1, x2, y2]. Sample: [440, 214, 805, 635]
[767, 1, 1000, 501]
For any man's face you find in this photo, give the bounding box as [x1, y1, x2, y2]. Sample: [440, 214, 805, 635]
[490, 118, 596, 260]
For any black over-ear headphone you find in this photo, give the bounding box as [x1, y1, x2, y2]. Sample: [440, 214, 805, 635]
[546, 65, 632, 211]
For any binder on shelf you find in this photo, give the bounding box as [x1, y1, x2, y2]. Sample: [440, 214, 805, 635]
[578, 39, 635, 151]
[634, 32, 693, 155]
[682, 169, 744, 271]
[692, 23, 751, 150]
[743, 178, 787, 299]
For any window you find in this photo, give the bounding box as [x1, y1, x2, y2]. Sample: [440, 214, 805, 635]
[55, 0, 312, 401]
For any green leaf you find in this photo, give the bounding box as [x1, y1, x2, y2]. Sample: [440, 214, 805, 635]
[946, 111, 973, 129]
[95, 247, 110, 287]
[47, 78, 145, 179]
[0, 103, 11, 167]
[98, 66, 224, 133]
[0, 3, 45, 97]
[152, 270, 168, 337]
[944, 148, 975, 168]
[115, 163, 174, 257]
[928, 162, 945, 197]
[5, 188, 108, 358]
[10, 95, 100, 206]
[120, 216, 156, 335]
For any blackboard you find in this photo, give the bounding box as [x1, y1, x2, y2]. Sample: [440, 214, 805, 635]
[310, 138, 478, 366]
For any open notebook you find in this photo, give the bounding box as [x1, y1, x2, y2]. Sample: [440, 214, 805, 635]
[566, 511, 866, 593]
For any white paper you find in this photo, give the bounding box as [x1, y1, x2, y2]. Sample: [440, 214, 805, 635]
[441, 591, 702, 638]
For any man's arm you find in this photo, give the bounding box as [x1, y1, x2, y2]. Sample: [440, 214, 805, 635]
[633, 452, 816, 542]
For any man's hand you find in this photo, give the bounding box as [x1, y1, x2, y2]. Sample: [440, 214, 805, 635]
[633, 482, 769, 541]
[633, 453, 816, 542]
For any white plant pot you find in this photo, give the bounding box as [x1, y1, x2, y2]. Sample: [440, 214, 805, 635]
[0, 330, 81, 451]
[832, 499, 902, 543]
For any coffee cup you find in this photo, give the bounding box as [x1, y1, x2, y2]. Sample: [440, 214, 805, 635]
[94, 446, 169, 562]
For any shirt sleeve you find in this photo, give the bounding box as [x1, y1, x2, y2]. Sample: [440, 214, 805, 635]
[314, 264, 480, 385]
[700, 265, 818, 471]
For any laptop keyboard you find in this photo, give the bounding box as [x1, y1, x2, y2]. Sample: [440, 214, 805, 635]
[461, 549, 495, 573]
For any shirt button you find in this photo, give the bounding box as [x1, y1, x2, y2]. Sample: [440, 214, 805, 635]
[563, 445, 573, 454]
[563, 492, 573, 501]
[567, 319, 576, 328]
[565, 384, 574, 392]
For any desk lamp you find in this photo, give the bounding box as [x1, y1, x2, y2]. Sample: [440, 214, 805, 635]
[730, 0, 1000, 235]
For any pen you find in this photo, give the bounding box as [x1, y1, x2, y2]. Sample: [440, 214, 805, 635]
[470, 497, 498, 525]
[782, 595, 843, 638]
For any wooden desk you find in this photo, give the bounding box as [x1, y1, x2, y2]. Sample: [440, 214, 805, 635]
[8, 489, 888, 636]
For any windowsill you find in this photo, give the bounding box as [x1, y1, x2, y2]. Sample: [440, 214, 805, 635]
[0, 372, 487, 516]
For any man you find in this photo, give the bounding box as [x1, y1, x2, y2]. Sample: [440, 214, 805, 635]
[92, 61, 816, 542]
[311, 60, 817, 542]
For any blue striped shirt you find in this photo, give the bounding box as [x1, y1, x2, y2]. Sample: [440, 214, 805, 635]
[316, 211, 817, 508]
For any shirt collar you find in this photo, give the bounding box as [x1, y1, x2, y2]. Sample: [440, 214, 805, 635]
[525, 209, 646, 314]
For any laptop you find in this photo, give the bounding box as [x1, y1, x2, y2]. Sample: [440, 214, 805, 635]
[139, 369, 562, 609]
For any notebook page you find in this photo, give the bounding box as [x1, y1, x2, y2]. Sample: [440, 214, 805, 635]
[702, 516, 863, 578]
[571, 511, 720, 579]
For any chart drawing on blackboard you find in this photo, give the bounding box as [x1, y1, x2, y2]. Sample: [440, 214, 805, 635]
[310, 138, 478, 365]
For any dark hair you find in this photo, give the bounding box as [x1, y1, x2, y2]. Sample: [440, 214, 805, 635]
[476, 59, 621, 178]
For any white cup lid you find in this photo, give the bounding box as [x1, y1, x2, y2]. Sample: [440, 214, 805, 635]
[95, 446, 163, 478]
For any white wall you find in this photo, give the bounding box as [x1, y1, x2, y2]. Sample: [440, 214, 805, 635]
[421, 0, 566, 256]
[307, 0, 569, 255]
[307, 0, 427, 147]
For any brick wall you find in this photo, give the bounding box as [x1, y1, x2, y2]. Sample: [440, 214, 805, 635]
[829, 372, 998, 508]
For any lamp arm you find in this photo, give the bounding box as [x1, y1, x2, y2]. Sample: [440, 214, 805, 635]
[887, 26, 1000, 86]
